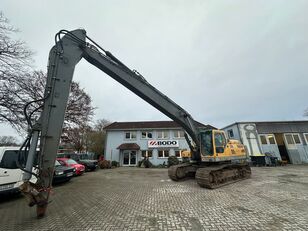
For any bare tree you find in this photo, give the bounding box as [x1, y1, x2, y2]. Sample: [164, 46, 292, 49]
[61, 124, 92, 153]
[1, 70, 95, 132]
[0, 12, 95, 133]
[60, 119, 111, 154]
[0, 12, 33, 77]
[87, 119, 111, 155]
[0, 12, 33, 130]
[94, 119, 111, 132]
[0, 136, 19, 146]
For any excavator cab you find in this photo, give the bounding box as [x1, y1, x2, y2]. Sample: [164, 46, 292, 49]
[199, 130, 228, 158]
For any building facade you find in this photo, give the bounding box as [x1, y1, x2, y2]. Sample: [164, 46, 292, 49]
[104, 121, 215, 166]
[222, 121, 308, 164]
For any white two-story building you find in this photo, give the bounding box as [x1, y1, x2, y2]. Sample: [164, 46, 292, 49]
[104, 121, 215, 166]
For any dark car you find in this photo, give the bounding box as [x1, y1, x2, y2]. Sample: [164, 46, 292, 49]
[57, 158, 85, 176]
[53, 160, 75, 184]
[57, 153, 98, 172]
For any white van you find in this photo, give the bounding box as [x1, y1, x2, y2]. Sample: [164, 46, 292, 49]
[0, 147, 37, 194]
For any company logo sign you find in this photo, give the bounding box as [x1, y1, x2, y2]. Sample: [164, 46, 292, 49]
[148, 140, 179, 148]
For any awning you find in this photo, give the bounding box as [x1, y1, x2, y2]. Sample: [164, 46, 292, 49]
[117, 143, 140, 150]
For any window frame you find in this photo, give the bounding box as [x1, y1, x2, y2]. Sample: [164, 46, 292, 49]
[304, 133, 308, 145]
[214, 132, 227, 154]
[174, 150, 182, 158]
[141, 150, 153, 158]
[259, 134, 277, 145]
[259, 135, 268, 145]
[141, 131, 153, 139]
[124, 131, 137, 140]
[284, 133, 302, 146]
[292, 134, 301, 144]
[267, 134, 276, 145]
[173, 130, 185, 139]
[157, 130, 169, 139]
[227, 129, 234, 138]
[157, 149, 170, 158]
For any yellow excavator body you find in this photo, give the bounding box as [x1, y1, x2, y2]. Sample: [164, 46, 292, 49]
[168, 129, 251, 189]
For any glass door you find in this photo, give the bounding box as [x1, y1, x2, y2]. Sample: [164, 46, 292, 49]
[122, 150, 137, 166]
[123, 151, 130, 165]
[130, 151, 136, 165]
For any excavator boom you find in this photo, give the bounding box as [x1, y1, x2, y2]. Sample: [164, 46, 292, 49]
[20, 29, 250, 218]
[20, 29, 201, 217]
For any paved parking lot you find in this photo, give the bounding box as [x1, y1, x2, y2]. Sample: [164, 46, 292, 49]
[0, 165, 308, 231]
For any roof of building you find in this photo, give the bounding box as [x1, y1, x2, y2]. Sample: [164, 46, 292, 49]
[117, 143, 140, 150]
[222, 120, 308, 133]
[104, 120, 216, 130]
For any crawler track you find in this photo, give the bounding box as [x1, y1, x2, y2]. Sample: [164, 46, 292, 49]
[195, 164, 251, 189]
[168, 163, 197, 181]
[168, 163, 251, 189]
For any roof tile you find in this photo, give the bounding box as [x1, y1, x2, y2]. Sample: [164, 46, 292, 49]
[104, 120, 216, 130]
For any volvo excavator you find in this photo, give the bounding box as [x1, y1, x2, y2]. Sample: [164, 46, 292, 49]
[19, 29, 251, 218]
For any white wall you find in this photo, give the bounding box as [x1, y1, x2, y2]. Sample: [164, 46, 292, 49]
[105, 129, 190, 166]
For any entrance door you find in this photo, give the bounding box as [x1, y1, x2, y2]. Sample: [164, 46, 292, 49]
[274, 133, 290, 163]
[122, 150, 137, 166]
[123, 151, 130, 165]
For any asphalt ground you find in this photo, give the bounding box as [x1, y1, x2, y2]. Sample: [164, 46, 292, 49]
[0, 165, 308, 230]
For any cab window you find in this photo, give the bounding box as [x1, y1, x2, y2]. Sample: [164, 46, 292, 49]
[214, 133, 226, 153]
[200, 131, 213, 156]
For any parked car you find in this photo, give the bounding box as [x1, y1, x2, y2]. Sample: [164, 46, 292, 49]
[0, 147, 37, 194]
[57, 153, 98, 171]
[53, 160, 75, 184]
[56, 158, 85, 176]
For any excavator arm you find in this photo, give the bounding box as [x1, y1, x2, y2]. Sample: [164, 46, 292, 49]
[20, 29, 201, 217]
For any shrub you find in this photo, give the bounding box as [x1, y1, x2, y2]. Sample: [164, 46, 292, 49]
[168, 156, 179, 167]
[99, 160, 111, 169]
[111, 161, 119, 167]
[138, 158, 153, 168]
[143, 158, 152, 168]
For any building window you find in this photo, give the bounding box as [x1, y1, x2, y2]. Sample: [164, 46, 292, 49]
[141, 131, 153, 139]
[157, 130, 169, 139]
[293, 134, 301, 144]
[285, 133, 301, 145]
[141, 150, 153, 158]
[227, 129, 234, 138]
[260, 135, 267, 145]
[304, 133, 308, 144]
[175, 150, 182, 158]
[285, 134, 294, 145]
[267, 135, 276, 144]
[125, 131, 136, 139]
[158, 150, 169, 158]
[173, 130, 185, 138]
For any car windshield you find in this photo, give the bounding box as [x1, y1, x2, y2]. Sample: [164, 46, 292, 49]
[66, 159, 78, 165]
[55, 160, 62, 166]
[0, 150, 39, 169]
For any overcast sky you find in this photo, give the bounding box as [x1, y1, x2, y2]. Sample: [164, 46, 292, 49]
[1, 0, 308, 139]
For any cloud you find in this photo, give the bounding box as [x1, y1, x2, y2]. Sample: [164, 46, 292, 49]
[1, 0, 307, 139]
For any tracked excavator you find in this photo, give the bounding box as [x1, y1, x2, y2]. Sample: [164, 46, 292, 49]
[19, 29, 251, 218]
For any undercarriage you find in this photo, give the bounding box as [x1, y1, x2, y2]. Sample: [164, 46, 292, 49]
[168, 162, 251, 189]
